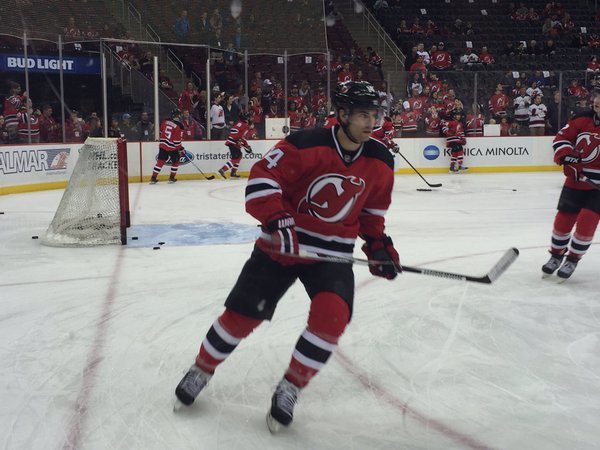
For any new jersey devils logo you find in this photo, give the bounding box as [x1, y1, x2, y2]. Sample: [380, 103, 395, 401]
[298, 174, 366, 222]
[575, 132, 600, 163]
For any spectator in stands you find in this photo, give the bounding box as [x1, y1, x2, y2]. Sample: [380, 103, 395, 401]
[366, 46, 384, 80]
[223, 94, 241, 129]
[175, 10, 190, 42]
[587, 56, 600, 73]
[503, 41, 517, 56]
[513, 86, 531, 133]
[159, 70, 176, 93]
[459, 47, 481, 69]
[526, 7, 541, 22]
[547, 90, 567, 134]
[181, 109, 203, 140]
[3, 82, 27, 142]
[542, 18, 559, 38]
[499, 117, 510, 136]
[489, 87, 510, 121]
[560, 12, 575, 33]
[139, 51, 154, 78]
[133, 111, 155, 141]
[425, 20, 438, 38]
[466, 103, 485, 137]
[39, 104, 61, 143]
[265, 99, 281, 119]
[87, 113, 103, 138]
[210, 91, 226, 140]
[566, 79, 588, 100]
[416, 42, 430, 65]
[410, 17, 424, 34]
[508, 120, 521, 136]
[337, 63, 354, 84]
[543, 39, 557, 55]
[451, 18, 464, 35]
[409, 55, 427, 76]
[528, 40, 542, 56]
[0, 115, 8, 144]
[179, 81, 200, 114]
[120, 113, 136, 141]
[528, 70, 547, 88]
[528, 94, 548, 136]
[65, 110, 87, 143]
[198, 11, 209, 43]
[527, 81, 543, 99]
[223, 43, 239, 67]
[406, 72, 425, 96]
[479, 46, 495, 66]
[209, 8, 223, 42]
[571, 32, 588, 50]
[430, 42, 452, 71]
[63, 16, 81, 39]
[107, 118, 122, 138]
[16, 101, 40, 144]
[464, 21, 476, 37]
[249, 96, 263, 138]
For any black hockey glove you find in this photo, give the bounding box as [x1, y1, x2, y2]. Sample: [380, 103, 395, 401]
[244, 145, 253, 154]
[265, 212, 299, 256]
[361, 234, 402, 280]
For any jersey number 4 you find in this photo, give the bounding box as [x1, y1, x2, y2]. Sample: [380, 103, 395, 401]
[264, 147, 284, 169]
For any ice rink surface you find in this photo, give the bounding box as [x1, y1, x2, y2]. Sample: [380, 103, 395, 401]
[1, 171, 599, 450]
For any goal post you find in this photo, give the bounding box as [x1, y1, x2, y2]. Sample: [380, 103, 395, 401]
[42, 138, 130, 247]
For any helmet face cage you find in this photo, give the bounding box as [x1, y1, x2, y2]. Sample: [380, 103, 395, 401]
[333, 81, 382, 119]
[171, 108, 182, 119]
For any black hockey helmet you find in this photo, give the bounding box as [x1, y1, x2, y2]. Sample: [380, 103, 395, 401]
[239, 111, 250, 122]
[333, 81, 380, 113]
[171, 108, 182, 119]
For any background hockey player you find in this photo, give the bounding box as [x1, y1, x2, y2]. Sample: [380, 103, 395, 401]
[218, 112, 253, 179]
[150, 109, 185, 184]
[370, 115, 399, 154]
[442, 109, 468, 173]
[542, 94, 600, 279]
[174, 81, 401, 433]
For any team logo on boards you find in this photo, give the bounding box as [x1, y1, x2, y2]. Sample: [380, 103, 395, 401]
[163, 149, 194, 166]
[423, 145, 440, 160]
[298, 174, 366, 222]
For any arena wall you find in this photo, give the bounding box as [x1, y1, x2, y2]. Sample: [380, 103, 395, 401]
[0, 137, 560, 195]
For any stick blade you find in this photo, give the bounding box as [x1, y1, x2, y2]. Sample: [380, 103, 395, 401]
[484, 247, 520, 283]
[429, 183, 443, 188]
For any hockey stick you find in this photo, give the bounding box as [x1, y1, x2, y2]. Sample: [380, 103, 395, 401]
[396, 150, 443, 188]
[285, 247, 519, 284]
[183, 153, 215, 180]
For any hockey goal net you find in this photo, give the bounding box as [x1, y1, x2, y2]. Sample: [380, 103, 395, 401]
[42, 138, 130, 246]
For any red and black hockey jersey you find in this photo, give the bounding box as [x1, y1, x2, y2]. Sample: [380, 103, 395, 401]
[553, 111, 600, 190]
[245, 126, 395, 259]
[159, 119, 184, 152]
[225, 120, 250, 150]
[442, 119, 466, 145]
[371, 118, 396, 151]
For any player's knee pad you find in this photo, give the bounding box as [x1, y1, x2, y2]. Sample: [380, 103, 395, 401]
[307, 292, 350, 343]
[219, 308, 262, 338]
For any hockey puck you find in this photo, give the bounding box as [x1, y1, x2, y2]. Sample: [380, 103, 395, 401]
[158, 241, 165, 245]
[153, 246, 160, 250]
[131, 236, 138, 240]
[512, 189, 517, 192]
[32, 235, 39, 239]
[416, 188, 432, 191]
[0, 211, 4, 214]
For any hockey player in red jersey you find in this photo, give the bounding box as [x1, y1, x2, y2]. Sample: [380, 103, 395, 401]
[150, 109, 185, 184]
[442, 109, 468, 173]
[174, 81, 401, 432]
[371, 116, 399, 153]
[541, 95, 600, 279]
[218, 112, 253, 179]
